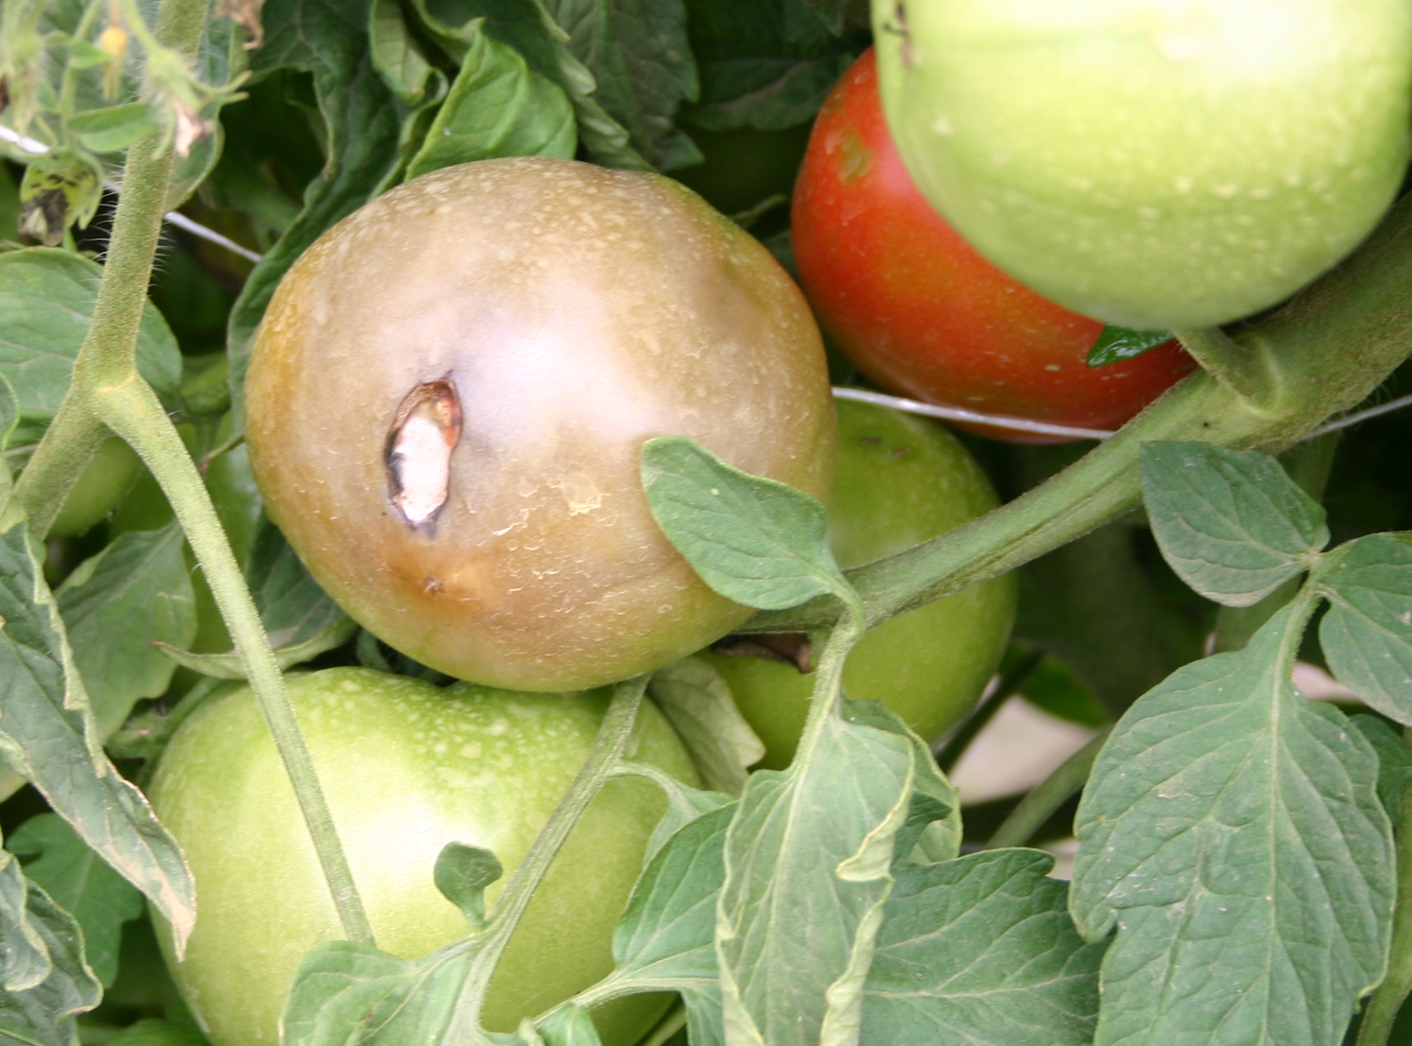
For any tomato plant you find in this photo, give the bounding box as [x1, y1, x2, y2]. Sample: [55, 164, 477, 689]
[146, 668, 699, 1046]
[871, 0, 1412, 330]
[244, 157, 835, 693]
[4, 5, 1412, 1046]
[701, 396, 1014, 768]
[47, 435, 143, 536]
[792, 48, 1196, 440]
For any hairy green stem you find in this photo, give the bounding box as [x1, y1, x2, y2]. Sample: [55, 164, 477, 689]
[1354, 730, 1412, 1046]
[985, 730, 1109, 851]
[1172, 325, 1283, 409]
[446, 677, 648, 1041]
[746, 189, 1412, 637]
[99, 378, 374, 945]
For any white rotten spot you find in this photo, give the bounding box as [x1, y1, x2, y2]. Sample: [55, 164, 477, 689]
[386, 378, 462, 530]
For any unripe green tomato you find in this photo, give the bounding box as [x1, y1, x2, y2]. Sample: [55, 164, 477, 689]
[699, 399, 1015, 769]
[147, 668, 700, 1046]
[244, 157, 835, 693]
[872, 0, 1412, 329]
[48, 436, 143, 537]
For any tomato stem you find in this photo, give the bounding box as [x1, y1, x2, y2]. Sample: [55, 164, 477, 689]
[984, 728, 1109, 851]
[1173, 326, 1284, 411]
[445, 676, 648, 1040]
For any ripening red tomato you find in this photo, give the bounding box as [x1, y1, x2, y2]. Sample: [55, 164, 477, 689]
[791, 48, 1197, 442]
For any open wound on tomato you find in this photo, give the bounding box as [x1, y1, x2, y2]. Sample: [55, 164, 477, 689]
[711, 632, 814, 673]
[386, 378, 461, 531]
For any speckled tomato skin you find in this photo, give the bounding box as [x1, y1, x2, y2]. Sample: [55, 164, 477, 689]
[792, 49, 1195, 441]
[700, 399, 1015, 768]
[147, 668, 700, 1046]
[244, 158, 835, 692]
[873, 0, 1412, 330]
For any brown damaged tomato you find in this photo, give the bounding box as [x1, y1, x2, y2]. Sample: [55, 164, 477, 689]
[244, 157, 835, 691]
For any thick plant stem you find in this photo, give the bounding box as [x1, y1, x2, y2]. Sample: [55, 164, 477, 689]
[445, 677, 648, 1042]
[985, 730, 1108, 851]
[99, 378, 375, 946]
[1172, 326, 1282, 410]
[1355, 736, 1412, 1046]
[747, 188, 1412, 636]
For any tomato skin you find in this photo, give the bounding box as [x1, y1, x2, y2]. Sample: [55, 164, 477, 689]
[792, 49, 1195, 442]
[700, 398, 1015, 768]
[48, 436, 144, 537]
[872, 1, 1412, 330]
[147, 668, 700, 1046]
[245, 157, 835, 693]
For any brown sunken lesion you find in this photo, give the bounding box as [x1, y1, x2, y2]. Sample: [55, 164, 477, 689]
[711, 632, 815, 674]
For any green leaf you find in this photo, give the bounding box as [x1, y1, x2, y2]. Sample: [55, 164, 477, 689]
[0, 839, 50, 993]
[246, 520, 351, 652]
[682, 0, 859, 131]
[539, 0, 700, 170]
[282, 939, 472, 1046]
[528, 1003, 603, 1046]
[1087, 326, 1173, 367]
[18, 151, 103, 245]
[8, 813, 144, 987]
[66, 102, 158, 153]
[648, 656, 765, 795]
[1070, 608, 1394, 1046]
[0, 372, 18, 506]
[1318, 533, 1412, 725]
[407, 0, 646, 169]
[433, 841, 502, 931]
[0, 524, 196, 950]
[405, 19, 576, 179]
[641, 435, 845, 610]
[716, 712, 913, 1045]
[56, 522, 198, 738]
[860, 849, 1104, 1046]
[228, 0, 406, 412]
[0, 249, 183, 428]
[0, 879, 102, 1046]
[1141, 442, 1329, 607]
[1350, 714, 1412, 822]
[370, 0, 437, 101]
[153, 615, 356, 680]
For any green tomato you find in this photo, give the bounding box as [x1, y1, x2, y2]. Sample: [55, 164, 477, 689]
[872, 0, 1412, 329]
[244, 157, 835, 693]
[147, 668, 700, 1045]
[699, 398, 1015, 769]
[48, 436, 143, 538]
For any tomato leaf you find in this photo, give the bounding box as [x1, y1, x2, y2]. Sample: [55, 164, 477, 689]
[0, 837, 51, 993]
[66, 102, 158, 154]
[227, 0, 405, 411]
[245, 520, 352, 652]
[370, 0, 437, 102]
[8, 813, 144, 988]
[0, 371, 18, 508]
[0, 249, 183, 439]
[433, 841, 503, 931]
[715, 711, 912, 1046]
[1086, 326, 1173, 367]
[682, 0, 859, 131]
[1141, 442, 1329, 607]
[641, 435, 846, 610]
[539, 0, 701, 171]
[648, 656, 765, 796]
[1350, 714, 1412, 822]
[520, 1002, 603, 1045]
[0, 523, 197, 950]
[0, 876, 102, 1046]
[56, 522, 198, 737]
[1070, 607, 1393, 1046]
[860, 849, 1103, 1046]
[405, 20, 577, 179]
[282, 939, 471, 1046]
[1318, 533, 1412, 725]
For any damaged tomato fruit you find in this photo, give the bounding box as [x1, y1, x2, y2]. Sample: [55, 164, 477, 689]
[244, 157, 836, 691]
